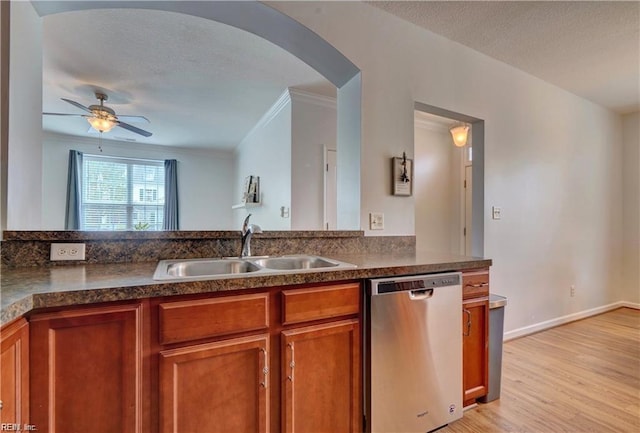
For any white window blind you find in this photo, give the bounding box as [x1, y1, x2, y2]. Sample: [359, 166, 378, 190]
[82, 155, 165, 231]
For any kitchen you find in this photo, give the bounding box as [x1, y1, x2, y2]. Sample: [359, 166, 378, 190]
[1, 1, 638, 432]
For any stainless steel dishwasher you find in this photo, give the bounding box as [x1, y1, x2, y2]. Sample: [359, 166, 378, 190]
[365, 273, 463, 433]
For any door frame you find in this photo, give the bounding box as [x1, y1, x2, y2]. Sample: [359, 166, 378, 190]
[324, 146, 337, 230]
[414, 102, 485, 257]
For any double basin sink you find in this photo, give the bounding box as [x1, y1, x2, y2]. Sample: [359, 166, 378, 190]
[153, 254, 357, 280]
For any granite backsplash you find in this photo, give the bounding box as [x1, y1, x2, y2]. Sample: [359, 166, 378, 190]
[1, 231, 416, 267]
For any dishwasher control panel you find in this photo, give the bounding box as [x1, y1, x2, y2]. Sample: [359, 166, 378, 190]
[370, 273, 461, 295]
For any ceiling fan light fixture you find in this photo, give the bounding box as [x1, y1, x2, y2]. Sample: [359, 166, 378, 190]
[45, 93, 152, 137]
[87, 116, 116, 133]
[449, 124, 470, 147]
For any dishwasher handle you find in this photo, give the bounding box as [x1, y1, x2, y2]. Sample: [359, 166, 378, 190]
[409, 288, 434, 300]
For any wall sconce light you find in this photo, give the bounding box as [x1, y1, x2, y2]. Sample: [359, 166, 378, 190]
[449, 124, 470, 147]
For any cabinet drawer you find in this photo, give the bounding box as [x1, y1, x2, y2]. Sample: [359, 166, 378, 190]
[159, 293, 269, 345]
[462, 269, 490, 300]
[282, 283, 360, 325]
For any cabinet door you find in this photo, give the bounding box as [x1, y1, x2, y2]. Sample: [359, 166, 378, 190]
[282, 320, 361, 433]
[30, 304, 143, 433]
[462, 298, 489, 406]
[159, 334, 270, 433]
[0, 318, 29, 425]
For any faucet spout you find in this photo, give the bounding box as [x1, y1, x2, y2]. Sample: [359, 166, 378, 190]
[241, 214, 252, 237]
[240, 214, 262, 257]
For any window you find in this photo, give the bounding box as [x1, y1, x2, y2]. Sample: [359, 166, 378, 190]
[82, 155, 165, 230]
[139, 188, 158, 203]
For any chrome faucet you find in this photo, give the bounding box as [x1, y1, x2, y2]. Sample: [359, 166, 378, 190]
[240, 214, 262, 257]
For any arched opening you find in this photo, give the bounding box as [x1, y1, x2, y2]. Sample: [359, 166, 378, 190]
[6, 1, 362, 230]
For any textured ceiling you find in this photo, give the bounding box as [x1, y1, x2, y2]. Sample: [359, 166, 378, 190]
[371, 1, 640, 114]
[42, 8, 335, 148]
[42, 2, 639, 149]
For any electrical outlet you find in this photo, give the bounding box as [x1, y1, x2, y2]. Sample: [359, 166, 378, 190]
[370, 212, 384, 230]
[50, 243, 86, 261]
[570, 285, 576, 297]
[492, 206, 502, 220]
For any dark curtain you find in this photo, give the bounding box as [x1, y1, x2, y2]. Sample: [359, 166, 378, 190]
[163, 159, 179, 230]
[64, 150, 83, 230]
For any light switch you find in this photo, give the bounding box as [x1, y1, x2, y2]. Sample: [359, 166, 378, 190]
[370, 212, 384, 230]
[492, 206, 502, 220]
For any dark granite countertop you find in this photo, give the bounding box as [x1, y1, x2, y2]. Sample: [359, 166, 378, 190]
[1, 252, 491, 326]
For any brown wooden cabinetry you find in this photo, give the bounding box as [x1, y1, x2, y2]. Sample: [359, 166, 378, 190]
[280, 283, 361, 433]
[158, 293, 269, 345]
[156, 292, 271, 433]
[0, 318, 29, 425]
[159, 334, 270, 433]
[29, 303, 145, 433]
[462, 269, 490, 407]
[155, 282, 362, 433]
[282, 320, 360, 433]
[24, 281, 362, 432]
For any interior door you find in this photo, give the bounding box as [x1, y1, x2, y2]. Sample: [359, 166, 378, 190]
[324, 148, 337, 230]
[464, 165, 473, 255]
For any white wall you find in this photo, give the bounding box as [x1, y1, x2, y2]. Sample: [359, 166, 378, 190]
[336, 73, 361, 229]
[42, 132, 235, 230]
[234, 89, 337, 231]
[0, 1, 8, 232]
[414, 120, 462, 254]
[621, 112, 640, 303]
[235, 94, 292, 230]
[291, 90, 336, 230]
[272, 1, 626, 333]
[7, 1, 42, 229]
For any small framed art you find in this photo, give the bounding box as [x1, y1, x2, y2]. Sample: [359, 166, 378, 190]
[392, 154, 412, 196]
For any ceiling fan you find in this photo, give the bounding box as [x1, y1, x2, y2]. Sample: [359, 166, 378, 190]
[43, 92, 152, 137]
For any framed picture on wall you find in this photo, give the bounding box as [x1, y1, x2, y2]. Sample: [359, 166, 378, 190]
[242, 175, 260, 203]
[392, 154, 412, 196]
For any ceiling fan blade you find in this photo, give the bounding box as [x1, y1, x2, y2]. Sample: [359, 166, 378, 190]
[42, 112, 85, 117]
[117, 121, 152, 137]
[61, 98, 93, 113]
[116, 115, 150, 124]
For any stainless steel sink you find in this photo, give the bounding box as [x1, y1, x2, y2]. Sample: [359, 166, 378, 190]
[253, 255, 340, 270]
[155, 258, 261, 279]
[153, 254, 356, 280]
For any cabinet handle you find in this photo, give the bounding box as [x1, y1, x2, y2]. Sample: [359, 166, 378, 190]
[465, 282, 488, 288]
[287, 342, 295, 382]
[463, 309, 472, 336]
[260, 347, 269, 389]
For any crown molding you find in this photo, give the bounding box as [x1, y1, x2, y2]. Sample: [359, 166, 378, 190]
[414, 117, 451, 133]
[240, 89, 292, 146]
[240, 88, 336, 147]
[289, 88, 336, 110]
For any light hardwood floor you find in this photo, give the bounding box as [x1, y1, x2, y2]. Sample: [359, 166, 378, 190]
[442, 307, 640, 433]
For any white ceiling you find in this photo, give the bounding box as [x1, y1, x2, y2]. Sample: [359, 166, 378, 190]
[42, 2, 639, 149]
[371, 1, 640, 115]
[42, 8, 335, 149]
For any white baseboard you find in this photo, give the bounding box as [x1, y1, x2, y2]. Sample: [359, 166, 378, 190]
[503, 301, 640, 342]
